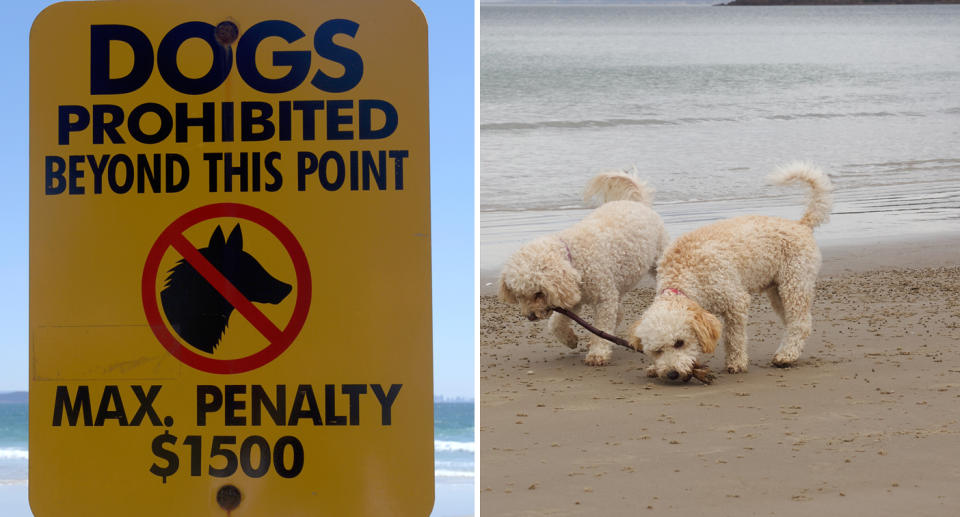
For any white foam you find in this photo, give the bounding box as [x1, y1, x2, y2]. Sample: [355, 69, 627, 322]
[435, 440, 474, 453]
[0, 448, 28, 460]
[435, 469, 474, 479]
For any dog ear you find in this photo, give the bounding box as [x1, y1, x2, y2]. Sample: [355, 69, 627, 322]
[208, 225, 226, 252]
[549, 258, 581, 309]
[226, 224, 243, 251]
[498, 276, 517, 304]
[690, 306, 722, 354]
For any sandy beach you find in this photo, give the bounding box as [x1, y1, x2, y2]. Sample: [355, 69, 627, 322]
[479, 235, 960, 516]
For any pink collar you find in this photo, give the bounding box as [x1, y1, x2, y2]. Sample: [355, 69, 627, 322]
[660, 288, 687, 297]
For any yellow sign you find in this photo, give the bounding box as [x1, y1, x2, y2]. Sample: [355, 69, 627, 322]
[29, 0, 432, 515]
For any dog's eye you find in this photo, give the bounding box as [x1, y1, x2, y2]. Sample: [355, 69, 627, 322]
[534, 291, 545, 300]
[674, 340, 685, 349]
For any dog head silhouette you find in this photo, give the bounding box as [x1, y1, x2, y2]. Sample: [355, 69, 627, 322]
[160, 224, 292, 353]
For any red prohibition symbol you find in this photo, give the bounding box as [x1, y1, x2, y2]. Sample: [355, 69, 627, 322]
[142, 203, 311, 374]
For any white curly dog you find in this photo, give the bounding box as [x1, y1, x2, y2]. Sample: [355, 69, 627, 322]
[629, 163, 833, 381]
[499, 171, 668, 366]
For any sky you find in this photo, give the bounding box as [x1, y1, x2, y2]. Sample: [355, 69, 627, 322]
[0, 0, 475, 399]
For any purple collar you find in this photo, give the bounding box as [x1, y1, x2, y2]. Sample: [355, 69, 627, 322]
[559, 239, 573, 264]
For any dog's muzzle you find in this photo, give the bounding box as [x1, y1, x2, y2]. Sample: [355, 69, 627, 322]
[664, 370, 695, 383]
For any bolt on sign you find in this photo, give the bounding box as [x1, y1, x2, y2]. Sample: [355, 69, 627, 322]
[29, 0, 433, 515]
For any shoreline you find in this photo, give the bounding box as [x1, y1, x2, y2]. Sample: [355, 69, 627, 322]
[479, 194, 960, 292]
[480, 229, 960, 294]
[480, 235, 960, 516]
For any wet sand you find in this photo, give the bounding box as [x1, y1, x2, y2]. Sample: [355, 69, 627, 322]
[479, 236, 960, 516]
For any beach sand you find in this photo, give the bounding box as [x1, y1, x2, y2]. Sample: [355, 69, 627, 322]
[479, 236, 960, 516]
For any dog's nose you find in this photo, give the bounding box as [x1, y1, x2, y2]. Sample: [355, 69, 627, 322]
[667, 370, 680, 380]
[526, 313, 538, 321]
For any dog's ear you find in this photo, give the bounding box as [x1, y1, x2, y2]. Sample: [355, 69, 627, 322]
[226, 224, 243, 251]
[690, 306, 722, 354]
[209, 225, 226, 252]
[549, 259, 581, 309]
[498, 276, 517, 304]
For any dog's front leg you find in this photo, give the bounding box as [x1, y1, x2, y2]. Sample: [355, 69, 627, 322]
[584, 297, 618, 366]
[548, 308, 579, 349]
[616, 294, 626, 328]
[722, 310, 749, 374]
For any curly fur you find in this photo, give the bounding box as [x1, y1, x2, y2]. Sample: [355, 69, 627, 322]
[499, 170, 668, 366]
[768, 161, 832, 228]
[584, 167, 654, 205]
[629, 163, 833, 380]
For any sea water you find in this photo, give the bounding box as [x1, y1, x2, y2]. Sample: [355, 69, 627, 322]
[0, 401, 27, 486]
[434, 401, 476, 481]
[480, 3, 960, 281]
[0, 398, 474, 516]
[432, 401, 476, 517]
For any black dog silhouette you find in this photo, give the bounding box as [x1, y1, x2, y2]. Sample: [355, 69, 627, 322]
[161, 224, 292, 353]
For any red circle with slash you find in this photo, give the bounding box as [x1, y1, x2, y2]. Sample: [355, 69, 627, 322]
[142, 203, 311, 374]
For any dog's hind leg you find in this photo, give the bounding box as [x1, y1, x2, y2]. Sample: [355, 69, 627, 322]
[765, 286, 785, 324]
[771, 272, 815, 367]
[548, 309, 579, 349]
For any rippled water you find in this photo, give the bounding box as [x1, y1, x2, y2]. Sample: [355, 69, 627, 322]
[0, 402, 26, 484]
[479, 4, 960, 278]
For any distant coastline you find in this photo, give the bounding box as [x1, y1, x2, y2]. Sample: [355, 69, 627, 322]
[722, 0, 960, 5]
[0, 391, 26, 404]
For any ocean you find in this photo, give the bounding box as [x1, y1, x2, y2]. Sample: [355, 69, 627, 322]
[0, 398, 474, 515]
[433, 401, 476, 517]
[434, 401, 477, 482]
[0, 400, 27, 486]
[480, 3, 960, 281]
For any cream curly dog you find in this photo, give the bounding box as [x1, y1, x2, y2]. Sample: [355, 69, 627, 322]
[499, 171, 668, 366]
[629, 163, 832, 380]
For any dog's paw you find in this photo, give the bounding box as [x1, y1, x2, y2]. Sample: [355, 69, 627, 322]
[772, 349, 800, 368]
[726, 364, 748, 374]
[584, 352, 610, 366]
[725, 354, 749, 374]
[771, 357, 795, 368]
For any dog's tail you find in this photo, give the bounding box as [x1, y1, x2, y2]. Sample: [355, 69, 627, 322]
[768, 162, 833, 229]
[583, 166, 654, 206]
